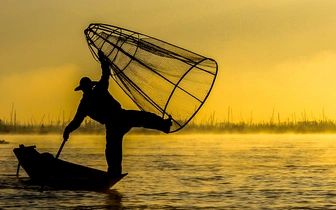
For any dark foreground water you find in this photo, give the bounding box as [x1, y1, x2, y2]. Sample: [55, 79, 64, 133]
[1, 134, 336, 209]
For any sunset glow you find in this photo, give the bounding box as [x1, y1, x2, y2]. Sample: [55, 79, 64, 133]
[1, 0, 336, 124]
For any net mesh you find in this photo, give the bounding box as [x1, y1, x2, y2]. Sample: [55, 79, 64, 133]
[84, 23, 218, 133]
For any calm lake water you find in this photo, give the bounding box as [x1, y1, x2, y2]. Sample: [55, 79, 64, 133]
[1, 134, 336, 209]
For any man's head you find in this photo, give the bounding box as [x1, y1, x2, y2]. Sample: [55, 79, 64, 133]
[74, 77, 98, 92]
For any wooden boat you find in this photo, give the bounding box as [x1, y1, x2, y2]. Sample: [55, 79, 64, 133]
[13, 144, 127, 191]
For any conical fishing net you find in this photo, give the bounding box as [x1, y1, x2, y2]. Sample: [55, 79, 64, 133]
[84, 23, 218, 133]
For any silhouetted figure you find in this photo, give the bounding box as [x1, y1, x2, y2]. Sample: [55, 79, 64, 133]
[63, 51, 172, 178]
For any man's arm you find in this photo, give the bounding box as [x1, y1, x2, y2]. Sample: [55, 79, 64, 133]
[63, 103, 86, 141]
[97, 51, 111, 89]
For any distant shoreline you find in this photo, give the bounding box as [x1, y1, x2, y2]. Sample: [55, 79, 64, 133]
[1, 119, 336, 134]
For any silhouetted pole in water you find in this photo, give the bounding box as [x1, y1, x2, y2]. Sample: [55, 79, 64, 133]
[56, 139, 66, 159]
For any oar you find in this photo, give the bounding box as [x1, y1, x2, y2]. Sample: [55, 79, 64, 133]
[40, 139, 67, 192]
[55, 139, 67, 159]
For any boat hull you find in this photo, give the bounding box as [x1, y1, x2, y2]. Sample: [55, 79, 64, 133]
[13, 144, 127, 190]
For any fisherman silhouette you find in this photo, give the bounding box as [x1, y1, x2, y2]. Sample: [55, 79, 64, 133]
[63, 50, 172, 178]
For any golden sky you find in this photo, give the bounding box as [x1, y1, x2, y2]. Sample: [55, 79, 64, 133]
[1, 0, 336, 124]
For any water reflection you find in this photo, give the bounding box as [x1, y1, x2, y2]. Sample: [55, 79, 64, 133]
[104, 189, 123, 209]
